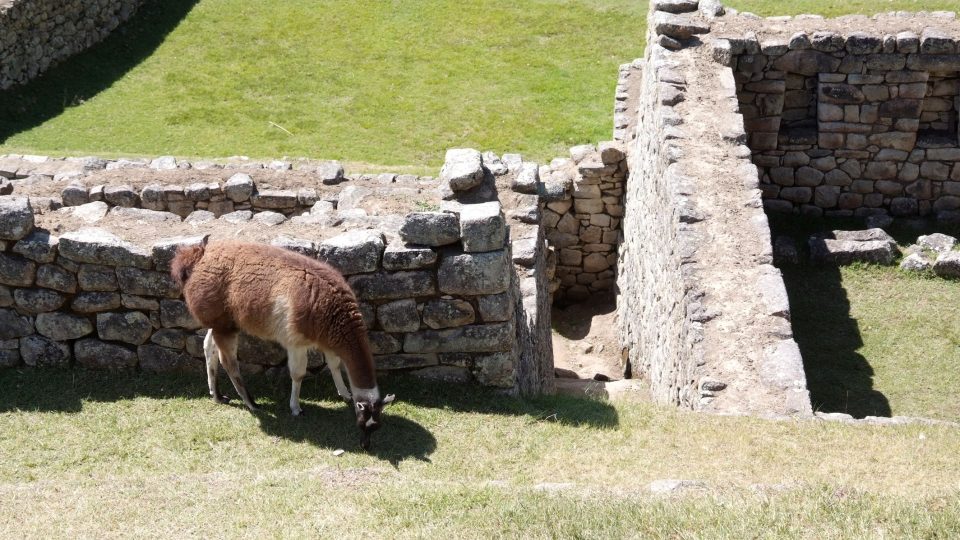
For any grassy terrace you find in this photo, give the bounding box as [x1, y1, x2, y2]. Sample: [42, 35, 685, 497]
[1, 370, 959, 537]
[2, 0, 958, 169]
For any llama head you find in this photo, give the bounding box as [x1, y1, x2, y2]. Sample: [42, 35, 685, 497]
[355, 393, 395, 450]
[170, 234, 211, 287]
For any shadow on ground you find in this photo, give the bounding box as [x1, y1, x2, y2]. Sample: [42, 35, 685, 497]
[0, 0, 198, 142]
[770, 215, 892, 418]
[0, 366, 619, 461]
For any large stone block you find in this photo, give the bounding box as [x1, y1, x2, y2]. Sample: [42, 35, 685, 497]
[103, 185, 139, 207]
[477, 292, 512, 322]
[377, 299, 421, 333]
[382, 243, 438, 271]
[472, 352, 516, 388]
[151, 235, 208, 271]
[78, 264, 118, 291]
[933, 251, 960, 279]
[348, 271, 436, 301]
[59, 228, 153, 269]
[0, 308, 34, 339]
[36, 264, 77, 293]
[35, 312, 93, 340]
[772, 50, 840, 75]
[0, 196, 34, 241]
[652, 12, 710, 40]
[438, 250, 511, 295]
[456, 202, 506, 253]
[512, 162, 540, 194]
[373, 354, 439, 370]
[809, 229, 898, 265]
[316, 230, 385, 275]
[72, 291, 123, 313]
[20, 336, 71, 368]
[97, 312, 153, 345]
[251, 190, 298, 209]
[399, 212, 460, 246]
[13, 288, 66, 314]
[224, 173, 254, 202]
[440, 148, 484, 191]
[12, 229, 58, 262]
[0, 252, 36, 287]
[160, 299, 200, 329]
[75, 338, 138, 370]
[139, 345, 200, 373]
[422, 298, 476, 329]
[403, 322, 514, 353]
[116, 267, 179, 298]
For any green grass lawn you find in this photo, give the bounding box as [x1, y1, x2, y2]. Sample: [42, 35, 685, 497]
[0, 370, 958, 537]
[3, 0, 958, 168]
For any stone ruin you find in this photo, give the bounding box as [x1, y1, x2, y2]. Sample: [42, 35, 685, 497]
[2, 0, 960, 418]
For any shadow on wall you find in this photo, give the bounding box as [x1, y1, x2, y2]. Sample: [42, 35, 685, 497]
[780, 264, 892, 419]
[0, 0, 199, 142]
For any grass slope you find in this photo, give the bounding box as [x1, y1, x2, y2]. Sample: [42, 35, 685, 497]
[3, 0, 958, 167]
[0, 370, 958, 537]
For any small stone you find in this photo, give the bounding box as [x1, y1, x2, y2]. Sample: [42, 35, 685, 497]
[900, 252, 933, 272]
[511, 162, 540, 194]
[0, 196, 34, 241]
[382, 242, 438, 271]
[440, 148, 484, 191]
[252, 211, 287, 226]
[72, 292, 123, 313]
[318, 161, 345, 185]
[917, 233, 956, 253]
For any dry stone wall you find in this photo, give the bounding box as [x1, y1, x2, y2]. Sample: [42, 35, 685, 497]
[0, 0, 144, 89]
[712, 15, 960, 220]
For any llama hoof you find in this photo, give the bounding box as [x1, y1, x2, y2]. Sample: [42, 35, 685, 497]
[213, 394, 230, 404]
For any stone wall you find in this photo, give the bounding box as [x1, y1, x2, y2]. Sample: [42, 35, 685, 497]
[714, 23, 960, 220]
[0, 0, 144, 89]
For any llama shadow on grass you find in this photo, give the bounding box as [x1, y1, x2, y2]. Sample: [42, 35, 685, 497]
[0, 0, 199, 141]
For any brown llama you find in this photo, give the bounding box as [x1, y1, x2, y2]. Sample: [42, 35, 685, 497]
[170, 236, 394, 449]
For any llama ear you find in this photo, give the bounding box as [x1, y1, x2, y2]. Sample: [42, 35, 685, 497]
[382, 394, 396, 408]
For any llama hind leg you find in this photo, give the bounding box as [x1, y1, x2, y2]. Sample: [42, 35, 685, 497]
[204, 329, 229, 404]
[212, 331, 258, 412]
[287, 347, 309, 416]
[324, 353, 353, 402]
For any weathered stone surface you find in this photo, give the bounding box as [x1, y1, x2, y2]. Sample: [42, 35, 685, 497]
[809, 229, 898, 265]
[224, 173, 254, 202]
[221, 210, 254, 223]
[72, 291, 122, 313]
[20, 336, 71, 368]
[772, 50, 840, 75]
[457, 202, 506, 253]
[160, 299, 200, 329]
[59, 228, 152, 269]
[184, 210, 215, 225]
[237, 334, 286, 365]
[316, 230, 385, 275]
[438, 250, 511, 295]
[477, 292, 512, 322]
[139, 345, 200, 373]
[512, 162, 540, 194]
[35, 312, 93, 340]
[151, 328, 187, 349]
[440, 148, 484, 191]
[116, 267, 178, 298]
[917, 233, 957, 253]
[422, 298, 476, 329]
[0, 196, 34, 241]
[471, 352, 516, 387]
[13, 288, 65, 314]
[368, 332, 402, 355]
[403, 322, 513, 353]
[34, 264, 76, 293]
[122, 294, 159, 311]
[103, 185, 139, 207]
[373, 354, 439, 370]
[377, 299, 421, 333]
[0, 252, 36, 286]
[62, 183, 90, 206]
[253, 209, 288, 226]
[12, 229, 58, 262]
[75, 338, 138, 370]
[399, 212, 460, 246]
[933, 251, 960, 278]
[78, 264, 117, 291]
[900, 252, 933, 272]
[653, 12, 710, 40]
[0, 308, 34, 339]
[317, 161, 345, 185]
[348, 271, 436, 301]
[97, 312, 153, 345]
[382, 243, 438, 271]
[251, 190, 298, 209]
[66, 201, 109, 223]
[654, 0, 698, 13]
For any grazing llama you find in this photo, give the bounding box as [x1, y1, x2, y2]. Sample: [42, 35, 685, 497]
[171, 236, 394, 449]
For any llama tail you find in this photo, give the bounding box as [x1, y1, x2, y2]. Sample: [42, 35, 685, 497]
[170, 234, 211, 288]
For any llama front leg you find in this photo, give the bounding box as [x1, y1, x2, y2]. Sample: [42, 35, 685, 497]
[287, 347, 309, 416]
[204, 329, 229, 404]
[211, 330, 259, 412]
[324, 353, 353, 402]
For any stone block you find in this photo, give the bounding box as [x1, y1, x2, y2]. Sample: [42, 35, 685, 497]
[399, 212, 459, 246]
[151, 328, 187, 349]
[139, 345, 200, 373]
[78, 264, 117, 291]
[440, 148, 484, 192]
[12, 229, 58, 262]
[59, 228, 152, 269]
[438, 250, 511, 295]
[62, 183, 90, 207]
[368, 332, 402, 355]
[457, 202, 506, 253]
[348, 271, 436, 301]
[116, 267, 179, 298]
[477, 292, 512, 322]
[36, 264, 77, 293]
[317, 161, 345, 185]
[97, 312, 153, 345]
[13, 288, 65, 314]
[35, 312, 93, 340]
[316, 230, 385, 275]
[160, 299, 200, 329]
[772, 50, 840, 75]
[472, 352, 516, 388]
[403, 322, 513, 353]
[0, 308, 33, 339]
[0, 252, 36, 287]
[921, 162, 951, 181]
[20, 336, 71, 368]
[377, 299, 421, 333]
[0, 196, 34, 241]
[933, 251, 960, 278]
[652, 12, 710, 40]
[74, 338, 138, 370]
[151, 235, 208, 271]
[251, 190, 298, 209]
[422, 299, 476, 329]
[224, 173, 254, 202]
[103, 185, 139, 207]
[891, 197, 919, 217]
[373, 354, 439, 370]
[72, 291, 123, 313]
[512, 162, 540, 194]
[814, 186, 840, 208]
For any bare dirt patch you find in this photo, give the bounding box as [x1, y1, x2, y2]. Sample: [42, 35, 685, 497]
[551, 294, 624, 381]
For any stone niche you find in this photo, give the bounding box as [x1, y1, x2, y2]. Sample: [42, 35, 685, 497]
[727, 28, 960, 221]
